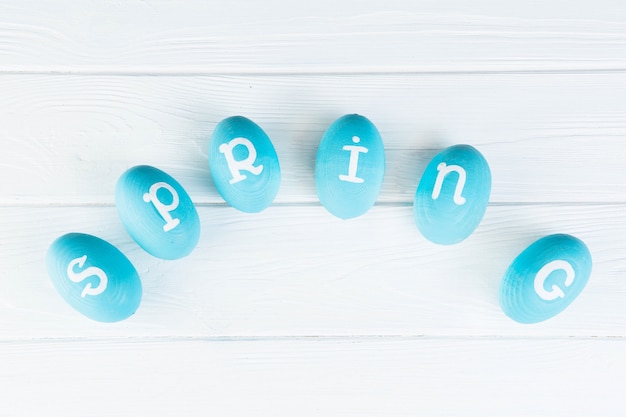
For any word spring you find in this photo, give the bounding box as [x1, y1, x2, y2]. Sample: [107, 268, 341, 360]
[46, 114, 592, 325]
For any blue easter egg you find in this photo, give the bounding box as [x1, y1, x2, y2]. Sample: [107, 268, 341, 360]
[116, 165, 200, 260]
[414, 144, 491, 244]
[46, 233, 142, 322]
[209, 116, 281, 213]
[315, 114, 385, 219]
[500, 234, 592, 324]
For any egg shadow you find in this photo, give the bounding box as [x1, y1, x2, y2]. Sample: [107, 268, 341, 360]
[273, 112, 341, 203]
[381, 131, 446, 203]
[187, 110, 226, 201]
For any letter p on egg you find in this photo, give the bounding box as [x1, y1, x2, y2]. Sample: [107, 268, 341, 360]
[143, 182, 181, 232]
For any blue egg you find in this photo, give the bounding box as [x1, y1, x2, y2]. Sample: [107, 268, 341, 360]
[116, 165, 200, 260]
[315, 114, 385, 219]
[500, 234, 592, 324]
[414, 144, 491, 244]
[209, 116, 281, 213]
[46, 233, 142, 322]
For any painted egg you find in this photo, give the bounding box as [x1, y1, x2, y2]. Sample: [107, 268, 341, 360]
[499, 234, 592, 324]
[315, 114, 385, 219]
[116, 165, 200, 260]
[46, 233, 142, 322]
[414, 144, 491, 244]
[209, 116, 281, 213]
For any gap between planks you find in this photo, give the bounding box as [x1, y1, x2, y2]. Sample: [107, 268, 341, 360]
[0, 334, 624, 345]
[4, 68, 626, 77]
[2, 201, 626, 208]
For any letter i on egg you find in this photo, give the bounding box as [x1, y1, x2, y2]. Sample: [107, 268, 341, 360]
[315, 114, 385, 220]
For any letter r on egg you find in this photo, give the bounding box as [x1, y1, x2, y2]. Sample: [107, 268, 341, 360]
[219, 137, 264, 184]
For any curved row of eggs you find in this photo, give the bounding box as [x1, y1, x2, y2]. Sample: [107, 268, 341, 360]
[46, 114, 591, 325]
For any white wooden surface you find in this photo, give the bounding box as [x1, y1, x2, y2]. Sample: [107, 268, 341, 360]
[1, 1, 626, 415]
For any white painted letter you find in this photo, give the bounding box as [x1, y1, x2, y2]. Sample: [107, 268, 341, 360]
[67, 255, 108, 298]
[143, 182, 180, 232]
[432, 162, 467, 205]
[219, 137, 264, 184]
[534, 260, 575, 301]
[338, 136, 369, 184]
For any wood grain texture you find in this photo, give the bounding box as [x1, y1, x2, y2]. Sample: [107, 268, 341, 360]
[2, 73, 626, 204]
[2, 204, 624, 339]
[2, 0, 626, 414]
[1, 337, 624, 417]
[2, 0, 626, 73]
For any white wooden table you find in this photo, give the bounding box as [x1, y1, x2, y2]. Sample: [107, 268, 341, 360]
[2, 1, 626, 415]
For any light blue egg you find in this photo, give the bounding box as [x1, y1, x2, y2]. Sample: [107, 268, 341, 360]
[414, 144, 491, 244]
[315, 114, 385, 219]
[46, 233, 142, 322]
[209, 116, 281, 213]
[500, 234, 592, 324]
[116, 165, 200, 260]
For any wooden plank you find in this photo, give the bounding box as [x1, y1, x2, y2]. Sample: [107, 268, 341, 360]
[2, 73, 626, 204]
[0, 337, 624, 416]
[3, 2, 625, 414]
[2, 0, 626, 72]
[1, 204, 624, 339]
